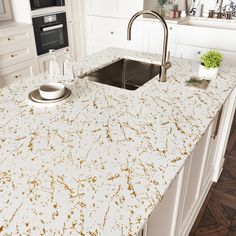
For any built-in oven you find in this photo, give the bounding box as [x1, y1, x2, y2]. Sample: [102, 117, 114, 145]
[30, 0, 65, 10]
[32, 13, 69, 55]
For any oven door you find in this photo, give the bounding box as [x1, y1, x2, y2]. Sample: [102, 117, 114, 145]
[32, 13, 69, 55]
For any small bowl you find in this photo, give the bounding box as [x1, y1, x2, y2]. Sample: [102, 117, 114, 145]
[39, 83, 65, 100]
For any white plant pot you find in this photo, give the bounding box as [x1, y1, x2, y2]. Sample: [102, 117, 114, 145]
[199, 64, 219, 80]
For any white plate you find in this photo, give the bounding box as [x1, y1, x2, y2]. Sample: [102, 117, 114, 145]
[29, 87, 71, 104]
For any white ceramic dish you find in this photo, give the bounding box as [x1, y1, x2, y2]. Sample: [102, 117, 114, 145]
[39, 83, 65, 100]
[29, 87, 71, 104]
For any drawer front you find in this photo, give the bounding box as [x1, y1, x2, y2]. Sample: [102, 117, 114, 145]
[0, 42, 35, 69]
[88, 17, 122, 42]
[0, 60, 37, 88]
[176, 45, 208, 61]
[0, 27, 34, 48]
[87, 16, 143, 52]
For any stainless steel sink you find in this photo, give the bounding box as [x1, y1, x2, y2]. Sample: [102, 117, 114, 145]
[85, 59, 161, 90]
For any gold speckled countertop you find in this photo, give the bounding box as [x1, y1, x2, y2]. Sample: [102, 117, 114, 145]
[0, 48, 236, 235]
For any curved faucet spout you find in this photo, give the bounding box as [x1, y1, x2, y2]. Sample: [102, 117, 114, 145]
[127, 10, 171, 82]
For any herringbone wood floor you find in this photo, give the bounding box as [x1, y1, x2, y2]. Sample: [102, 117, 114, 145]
[190, 114, 236, 236]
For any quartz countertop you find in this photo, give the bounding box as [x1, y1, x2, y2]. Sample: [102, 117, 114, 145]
[0, 48, 236, 236]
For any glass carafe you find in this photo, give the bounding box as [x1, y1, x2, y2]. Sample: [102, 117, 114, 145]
[49, 49, 61, 82]
[63, 49, 74, 80]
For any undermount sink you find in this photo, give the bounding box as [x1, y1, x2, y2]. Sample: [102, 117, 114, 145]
[85, 59, 161, 90]
[180, 18, 236, 30]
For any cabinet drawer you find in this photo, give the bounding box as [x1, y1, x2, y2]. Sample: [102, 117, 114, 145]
[0, 42, 35, 69]
[176, 45, 208, 61]
[88, 16, 122, 42]
[0, 60, 37, 88]
[87, 16, 143, 52]
[0, 27, 34, 48]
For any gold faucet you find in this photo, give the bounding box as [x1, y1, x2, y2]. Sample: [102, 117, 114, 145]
[127, 10, 171, 82]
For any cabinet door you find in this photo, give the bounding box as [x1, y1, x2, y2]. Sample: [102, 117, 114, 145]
[218, 49, 236, 66]
[117, 0, 143, 18]
[65, 0, 84, 21]
[176, 45, 208, 61]
[86, 16, 143, 54]
[67, 20, 85, 60]
[200, 114, 219, 194]
[176, 128, 212, 236]
[0, 41, 35, 69]
[0, 60, 37, 88]
[147, 170, 184, 236]
[143, 21, 176, 56]
[85, 0, 117, 17]
[212, 90, 236, 181]
[0, 0, 12, 22]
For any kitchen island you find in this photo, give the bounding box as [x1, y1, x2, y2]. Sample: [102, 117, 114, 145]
[0, 48, 236, 235]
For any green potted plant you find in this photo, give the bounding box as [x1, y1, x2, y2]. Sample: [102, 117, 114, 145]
[199, 50, 224, 80]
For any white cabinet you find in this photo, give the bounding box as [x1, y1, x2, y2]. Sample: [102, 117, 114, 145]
[175, 45, 208, 61]
[147, 170, 184, 236]
[117, 0, 143, 18]
[66, 0, 86, 60]
[175, 127, 213, 236]
[85, 0, 117, 17]
[86, 16, 144, 55]
[85, 0, 143, 18]
[0, 24, 38, 87]
[143, 21, 176, 56]
[0, 60, 37, 88]
[175, 24, 236, 65]
[212, 90, 236, 181]
[176, 44, 236, 65]
[0, 0, 12, 22]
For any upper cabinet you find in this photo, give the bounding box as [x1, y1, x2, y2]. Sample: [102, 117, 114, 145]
[0, 0, 12, 22]
[85, 0, 143, 18]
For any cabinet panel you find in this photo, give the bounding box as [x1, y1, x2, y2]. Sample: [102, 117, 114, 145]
[176, 45, 208, 61]
[175, 25, 236, 52]
[0, 60, 37, 88]
[0, 0, 12, 22]
[66, 0, 84, 21]
[175, 127, 212, 236]
[117, 0, 143, 18]
[182, 131, 208, 221]
[67, 20, 85, 60]
[0, 42, 35, 69]
[147, 170, 184, 236]
[176, 45, 236, 65]
[143, 21, 176, 56]
[212, 91, 236, 181]
[86, 0, 117, 17]
[86, 16, 143, 54]
[0, 27, 34, 48]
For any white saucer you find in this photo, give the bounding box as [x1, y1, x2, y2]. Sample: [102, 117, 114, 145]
[29, 87, 71, 104]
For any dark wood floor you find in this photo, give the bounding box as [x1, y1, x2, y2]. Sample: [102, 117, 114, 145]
[190, 114, 236, 236]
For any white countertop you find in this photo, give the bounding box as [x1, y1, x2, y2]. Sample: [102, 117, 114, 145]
[0, 48, 236, 235]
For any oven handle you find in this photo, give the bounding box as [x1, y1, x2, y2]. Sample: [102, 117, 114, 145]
[42, 24, 64, 32]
